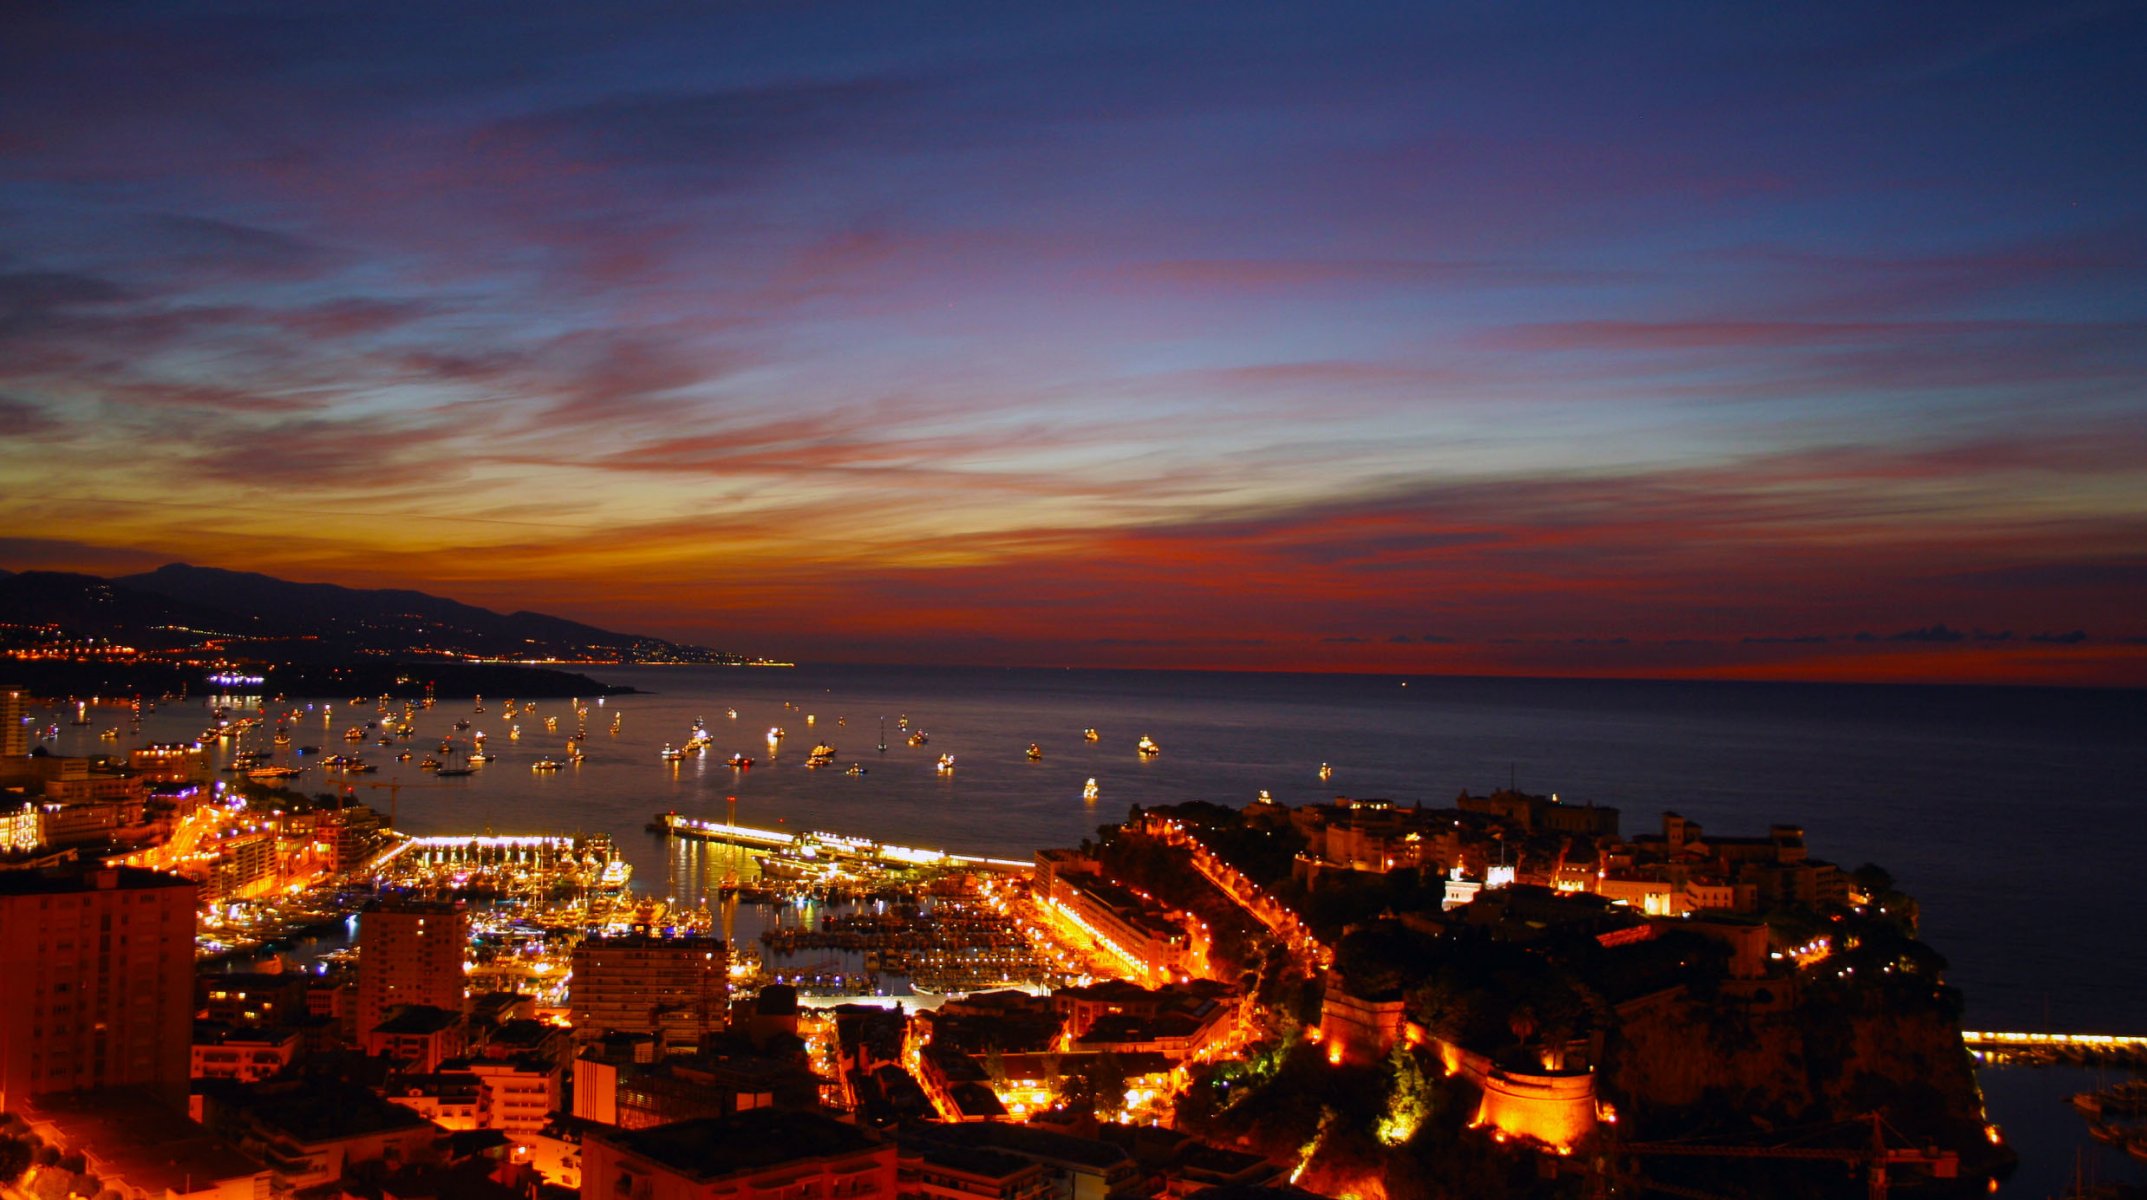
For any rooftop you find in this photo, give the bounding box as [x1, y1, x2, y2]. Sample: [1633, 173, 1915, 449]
[374, 1005, 464, 1036]
[229, 1080, 436, 1144]
[599, 1109, 881, 1179]
[0, 865, 193, 895]
[916, 1122, 1132, 1170]
[23, 1090, 266, 1193]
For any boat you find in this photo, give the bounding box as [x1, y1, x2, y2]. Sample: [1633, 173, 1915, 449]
[1319, 762, 1333, 782]
[247, 765, 303, 780]
[396, 751, 412, 762]
[1082, 727, 1099, 742]
[845, 764, 868, 776]
[434, 765, 475, 777]
[531, 758, 564, 772]
[466, 750, 492, 764]
[908, 731, 929, 746]
[1083, 778, 1099, 803]
[343, 727, 365, 742]
[1136, 735, 1161, 757]
[345, 761, 376, 774]
[807, 743, 837, 766]
[419, 756, 442, 771]
[1026, 743, 1043, 761]
[660, 744, 685, 762]
[727, 753, 753, 769]
[936, 754, 956, 774]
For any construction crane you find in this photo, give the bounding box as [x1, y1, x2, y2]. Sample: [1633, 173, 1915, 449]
[340, 776, 454, 829]
[1620, 1113, 1960, 1200]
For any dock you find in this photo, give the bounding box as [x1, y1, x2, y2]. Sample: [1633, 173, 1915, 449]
[1962, 1030, 2147, 1066]
[649, 811, 1033, 874]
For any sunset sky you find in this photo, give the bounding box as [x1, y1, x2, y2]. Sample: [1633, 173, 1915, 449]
[3, 3, 2144, 683]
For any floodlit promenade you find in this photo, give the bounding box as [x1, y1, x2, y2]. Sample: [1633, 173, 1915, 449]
[1145, 815, 1333, 971]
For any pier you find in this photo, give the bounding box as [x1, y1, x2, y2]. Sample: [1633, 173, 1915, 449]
[649, 811, 1033, 874]
[1962, 1030, 2147, 1066]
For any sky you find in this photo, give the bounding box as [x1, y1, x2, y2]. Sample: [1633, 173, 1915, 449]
[3, 2, 2144, 684]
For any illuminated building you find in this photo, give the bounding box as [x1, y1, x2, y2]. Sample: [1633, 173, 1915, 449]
[1, 683, 26, 757]
[356, 898, 469, 1037]
[1, 800, 40, 851]
[471, 1054, 563, 1134]
[1031, 855, 1194, 987]
[203, 830, 277, 900]
[570, 933, 728, 1053]
[190, 1023, 302, 1083]
[364, 1004, 467, 1072]
[0, 866, 197, 1113]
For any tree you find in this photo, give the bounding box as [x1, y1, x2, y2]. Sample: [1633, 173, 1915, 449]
[0, 1138, 32, 1185]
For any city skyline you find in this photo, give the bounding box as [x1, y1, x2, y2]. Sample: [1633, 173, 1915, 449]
[4, 3, 2144, 684]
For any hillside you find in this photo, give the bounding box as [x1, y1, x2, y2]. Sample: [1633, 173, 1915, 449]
[0, 563, 768, 693]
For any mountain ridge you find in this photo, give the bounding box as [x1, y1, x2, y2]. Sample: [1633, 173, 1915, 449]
[0, 562, 749, 665]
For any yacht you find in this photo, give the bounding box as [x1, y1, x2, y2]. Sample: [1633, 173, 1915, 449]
[935, 754, 956, 774]
[1026, 743, 1043, 761]
[1136, 735, 1161, 757]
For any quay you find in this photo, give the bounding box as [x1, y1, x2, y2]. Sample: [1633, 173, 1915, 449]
[1962, 1030, 2147, 1066]
[649, 811, 1033, 874]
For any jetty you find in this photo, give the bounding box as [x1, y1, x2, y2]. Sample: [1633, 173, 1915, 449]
[1961, 1029, 2147, 1066]
[648, 811, 1033, 874]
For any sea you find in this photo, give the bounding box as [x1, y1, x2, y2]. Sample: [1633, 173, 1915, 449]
[41, 664, 2147, 1196]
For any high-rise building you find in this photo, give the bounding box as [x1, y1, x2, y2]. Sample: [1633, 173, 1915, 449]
[570, 934, 728, 1052]
[356, 898, 468, 1037]
[2, 684, 28, 758]
[0, 867, 197, 1112]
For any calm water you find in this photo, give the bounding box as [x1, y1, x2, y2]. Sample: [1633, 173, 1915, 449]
[45, 664, 2146, 1196]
